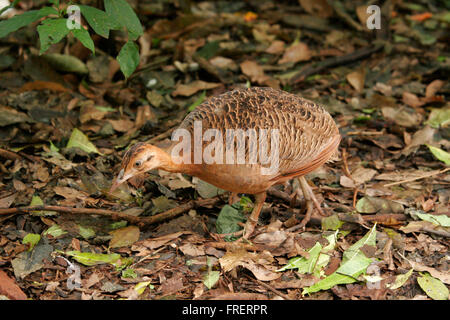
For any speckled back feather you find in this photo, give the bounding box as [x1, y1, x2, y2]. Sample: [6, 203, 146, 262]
[175, 87, 340, 177]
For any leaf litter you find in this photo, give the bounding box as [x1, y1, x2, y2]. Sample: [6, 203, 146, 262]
[0, 0, 449, 301]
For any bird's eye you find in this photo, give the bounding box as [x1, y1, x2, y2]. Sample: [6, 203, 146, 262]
[134, 160, 142, 167]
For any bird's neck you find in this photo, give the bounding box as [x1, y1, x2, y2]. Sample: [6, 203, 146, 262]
[157, 147, 198, 176]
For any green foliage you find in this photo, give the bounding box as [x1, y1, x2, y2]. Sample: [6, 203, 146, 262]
[0, 0, 143, 78]
[117, 41, 140, 78]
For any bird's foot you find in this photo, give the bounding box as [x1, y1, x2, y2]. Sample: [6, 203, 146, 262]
[228, 192, 240, 205]
[242, 217, 257, 239]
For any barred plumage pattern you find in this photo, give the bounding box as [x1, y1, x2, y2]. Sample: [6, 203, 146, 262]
[173, 87, 340, 190]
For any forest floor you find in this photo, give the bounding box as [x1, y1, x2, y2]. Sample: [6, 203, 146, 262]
[0, 0, 449, 300]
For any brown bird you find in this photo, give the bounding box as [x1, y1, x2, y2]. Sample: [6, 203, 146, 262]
[111, 87, 340, 238]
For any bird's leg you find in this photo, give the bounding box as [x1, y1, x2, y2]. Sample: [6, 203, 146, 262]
[243, 192, 266, 239]
[296, 176, 324, 229]
[229, 192, 240, 205]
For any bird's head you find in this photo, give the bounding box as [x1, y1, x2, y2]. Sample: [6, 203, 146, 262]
[110, 142, 165, 192]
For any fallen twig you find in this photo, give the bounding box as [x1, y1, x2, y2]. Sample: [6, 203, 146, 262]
[244, 274, 293, 300]
[0, 197, 221, 227]
[290, 44, 383, 84]
[0, 148, 22, 161]
[383, 168, 450, 187]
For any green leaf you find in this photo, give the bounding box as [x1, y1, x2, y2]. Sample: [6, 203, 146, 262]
[79, 5, 112, 38]
[117, 41, 140, 78]
[336, 224, 377, 277]
[417, 273, 449, 300]
[388, 269, 413, 290]
[122, 268, 137, 279]
[203, 270, 220, 290]
[64, 250, 121, 266]
[414, 212, 450, 227]
[30, 194, 44, 206]
[66, 128, 100, 154]
[110, 221, 128, 230]
[196, 41, 220, 60]
[134, 281, 153, 295]
[29, 195, 55, 216]
[43, 53, 88, 74]
[278, 231, 338, 276]
[22, 233, 41, 251]
[71, 27, 95, 54]
[215, 205, 246, 236]
[302, 272, 356, 295]
[104, 0, 143, 40]
[426, 145, 450, 165]
[37, 18, 70, 54]
[238, 196, 253, 214]
[43, 224, 67, 238]
[49, 141, 59, 152]
[321, 214, 344, 231]
[78, 225, 95, 239]
[0, 7, 58, 38]
[188, 91, 206, 112]
[302, 225, 377, 295]
[425, 107, 450, 128]
[277, 242, 322, 273]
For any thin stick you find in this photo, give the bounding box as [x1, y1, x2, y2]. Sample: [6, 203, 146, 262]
[0, 148, 22, 161]
[0, 197, 221, 227]
[290, 44, 383, 84]
[383, 168, 450, 187]
[244, 275, 293, 301]
[139, 197, 220, 226]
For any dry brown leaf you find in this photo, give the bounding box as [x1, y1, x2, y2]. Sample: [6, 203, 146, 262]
[240, 262, 281, 281]
[172, 80, 221, 97]
[425, 80, 445, 98]
[265, 40, 285, 55]
[83, 272, 104, 289]
[356, 5, 371, 25]
[382, 106, 422, 127]
[340, 175, 355, 188]
[31, 164, 49, 182]
[402, 126, 436, 156]
[407, 260, 450, 284]
[219, 247, 280, 281]
[179, 243, 205, 257]
[351, 167, 378, 185]
[253, 231, 287, 249]
[13, 179, 27, 191]
[209, 56, 237, 70]
[80, 102, 108, 124]
[373, 82, 393, 96]
[0, 270, 27, 300]
[299, 0, 333, 18]
[133, 231, 188, 250]
[278, 42, 311, 64]
[18, 81, 70, 93]
[346, 69, 366, 92]
[240, 60, 279, 88]
[54, 186, 88, 200]
[240, 60, 265, 82]
[109, 226, 140, 248]
[159, 275, 184, 295]
[402, 92, 425, 108]
[135, 105, 156, 129]
[108, 119, 135, 132]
